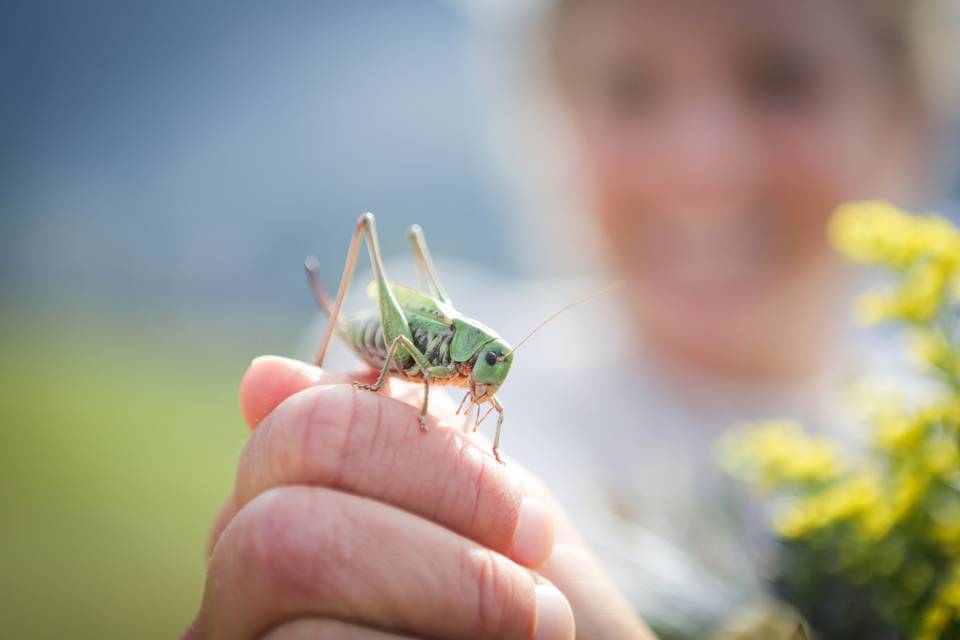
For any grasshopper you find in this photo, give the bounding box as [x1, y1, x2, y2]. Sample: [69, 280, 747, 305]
[305, 212, 516, 463]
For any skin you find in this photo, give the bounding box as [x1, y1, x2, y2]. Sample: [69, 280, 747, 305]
[187, 1, 926, 637]
[555, 0, 920, 380]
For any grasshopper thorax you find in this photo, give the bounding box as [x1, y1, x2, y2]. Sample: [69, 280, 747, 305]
[470, 338, 513, 402]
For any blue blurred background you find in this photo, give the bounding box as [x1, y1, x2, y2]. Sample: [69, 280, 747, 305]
[0, 2, 517, 637]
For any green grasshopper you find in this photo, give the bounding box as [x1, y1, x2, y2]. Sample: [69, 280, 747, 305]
[305, 212, 516, 463]
[305, 212, 615, 464]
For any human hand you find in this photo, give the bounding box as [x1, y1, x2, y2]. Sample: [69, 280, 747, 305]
[183, 356, 652, 639]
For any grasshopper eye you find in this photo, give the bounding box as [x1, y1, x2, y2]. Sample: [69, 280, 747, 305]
[484, 351, 497, 367]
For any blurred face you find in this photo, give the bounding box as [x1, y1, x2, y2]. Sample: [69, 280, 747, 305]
[556, 0, 913, 377]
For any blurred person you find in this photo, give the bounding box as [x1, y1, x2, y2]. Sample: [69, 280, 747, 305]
[185, 1, 959, 638]
[487, 0, 957, 635]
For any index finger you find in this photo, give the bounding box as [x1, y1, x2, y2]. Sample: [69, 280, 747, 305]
[239, 355, 376, 428]
[220, 357, 555, 569]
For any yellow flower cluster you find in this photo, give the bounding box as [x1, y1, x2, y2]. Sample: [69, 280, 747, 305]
[772, 467, 927, 542]
[719, 420, 842, 491]
[721, 406, 960, 545]
[830, 201, 960, 270]
[913, 329, 959, 381]
[723, 202, 960, 638]
[773, 471, 882, 539]
[875, 400, 960, 458]
[728, 397, 960, 557]
[830, 201, 960, 323]
[919, 562, 960, 640]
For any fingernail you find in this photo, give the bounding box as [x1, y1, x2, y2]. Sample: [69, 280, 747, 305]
[534, 584, 575, 640]
[511, 497, 555, 568]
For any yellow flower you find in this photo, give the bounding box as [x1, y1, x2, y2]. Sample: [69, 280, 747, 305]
[724, 202, 960, 638]
[719, 420, 843, 490]
[875, 409, 926, 452]
[925, 438, 959, 474]
[932, 499, 960, 551]
[774, 472, 885, 539]
[833, 202, 959, 324]
[830, 201, 960, 270]
[896, 262, 949, 322]
[913, 328, 954, 372]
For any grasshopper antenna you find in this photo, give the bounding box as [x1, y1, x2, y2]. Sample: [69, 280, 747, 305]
[504, 281, 622, 357]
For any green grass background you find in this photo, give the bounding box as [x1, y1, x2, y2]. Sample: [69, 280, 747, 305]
[0, 307, 295, 638]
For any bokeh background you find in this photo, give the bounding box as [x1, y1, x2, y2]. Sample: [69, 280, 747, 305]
[1, 2, 524, 637]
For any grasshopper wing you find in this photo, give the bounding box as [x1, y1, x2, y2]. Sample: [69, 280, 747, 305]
[366, 281, 456, 326]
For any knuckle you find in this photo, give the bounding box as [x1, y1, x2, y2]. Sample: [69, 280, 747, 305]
[460, 548, 532, 638]
[233, 486, 348, 596]
[293, 386, 355, 485]
[466, 548, 505, 635]
[334, 390, 388, 481]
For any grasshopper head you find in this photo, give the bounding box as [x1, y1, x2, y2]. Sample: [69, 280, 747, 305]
[471, 338, 514, 402]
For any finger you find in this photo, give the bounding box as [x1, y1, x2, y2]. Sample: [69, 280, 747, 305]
[207, 492, 237, 560]
[240, 356, 376, 429]
[506, 467, 655, 638]
[260, 618, 416, 640]
[539, 545, 654, 640]
[506, 465, 585, 547]
[194, 485, 575, 640]
[227, 384, 555, 568]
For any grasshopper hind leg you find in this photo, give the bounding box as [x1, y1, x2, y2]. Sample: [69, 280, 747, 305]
[313, 211, 414, 370]
[315, 214, 455, 434]
[311, 214, 373, 367]
[406, 224, 451, 304]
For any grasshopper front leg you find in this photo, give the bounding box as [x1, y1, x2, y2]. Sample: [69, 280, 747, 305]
[355, 334, 453, 431]
[491, 396, 505, 464]
[466, 397, 506, 464]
